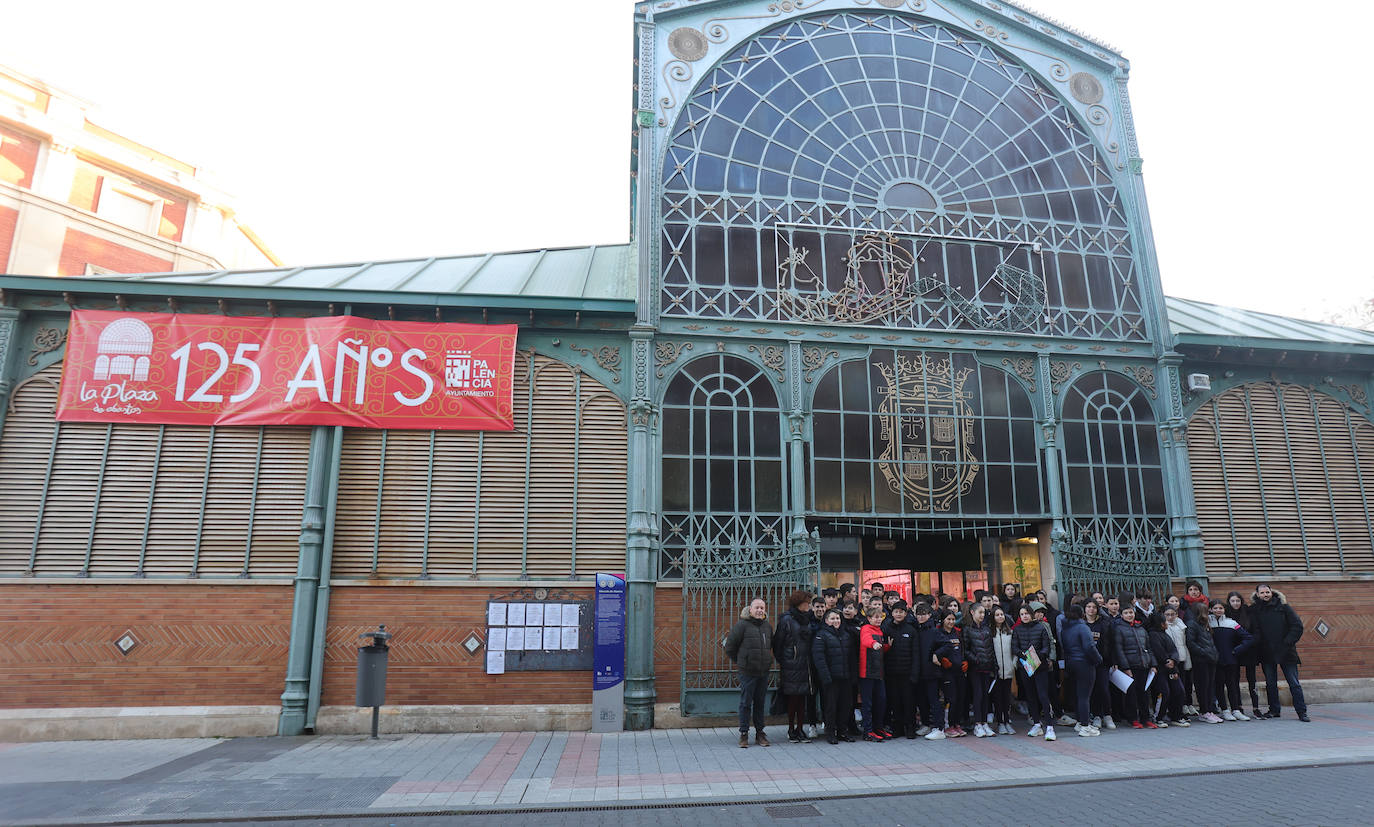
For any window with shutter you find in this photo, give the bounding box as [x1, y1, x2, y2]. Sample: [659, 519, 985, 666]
[0, 364, 311, 578]
[329, 354, 627, 580]
[1188, 382, 1374, 575]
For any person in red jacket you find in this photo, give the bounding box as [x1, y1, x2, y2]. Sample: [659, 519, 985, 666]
[858, 606, 892, 741]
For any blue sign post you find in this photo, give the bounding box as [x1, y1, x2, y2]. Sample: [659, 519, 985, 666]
[592, 572, 626, 732]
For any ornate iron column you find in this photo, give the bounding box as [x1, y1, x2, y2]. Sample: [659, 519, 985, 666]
[0, 306, 19, 442]
[624, 329, 658, 730]
[1158, 355, 1206, 588]
[786, 340, 809, 551]
[1037, 355, 1069, 574]
[278, 425, 333, 736]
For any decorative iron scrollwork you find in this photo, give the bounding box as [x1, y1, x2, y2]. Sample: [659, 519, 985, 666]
[1001, 357, 1037, 392]
[28, 327, 68, 365]
[1121, 364, 1158, 398]
[569, 344, 621, 384]
[1049, 360, 1081, 395]
[654, 341, 693, 378]
[801, 347, 837, 383]
[747, 344, 785, 381]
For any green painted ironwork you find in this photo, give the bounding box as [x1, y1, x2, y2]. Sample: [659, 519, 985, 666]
[136, 425, 165, 578]
[241, 427, 266, 577]
[80, 424, 114, 577]
[369, 430, 388, 576]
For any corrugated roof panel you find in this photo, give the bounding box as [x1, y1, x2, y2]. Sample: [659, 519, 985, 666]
[462, 251, 542, 295]
[337, 260, 430, 291]
[396, 256, 484, 294]
[1166, 296, 1374, 345]
[203, 271, 299, 287]
[522, 247, 592, 298]
[584, 245, 632, 299]
[272, 265, 368, 289]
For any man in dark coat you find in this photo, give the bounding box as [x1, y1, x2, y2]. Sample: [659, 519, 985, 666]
[1251, 584, 1310, 721]
[724, 597, 775, 746]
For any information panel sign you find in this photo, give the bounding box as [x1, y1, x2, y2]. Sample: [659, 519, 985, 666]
[592, 572, 626, 732]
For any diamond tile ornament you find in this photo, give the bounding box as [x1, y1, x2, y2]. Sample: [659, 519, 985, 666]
[463, 634, 482, 654]
[115, 633, 138, 655]
[1315, 619, 1330, 638]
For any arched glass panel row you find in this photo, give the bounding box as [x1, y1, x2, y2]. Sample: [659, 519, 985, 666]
[810, 350, 1042, 516]
[1060, 371, 1167, 517]
[660, 12, 1144, 340]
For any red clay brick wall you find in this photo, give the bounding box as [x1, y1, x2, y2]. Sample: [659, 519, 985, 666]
[1204, 578, 1371, 680]
[0, 205, 17, 268]
[322, 585, 596, 706]
[58, 228, 172, 276]
[0, 583, 292, 708]
[1, 126, 40, 188]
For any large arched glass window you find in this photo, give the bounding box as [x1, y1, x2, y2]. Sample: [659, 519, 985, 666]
[660, 355, 785, 579]
[1059, 371, 1166, 517]
[810, 351, 1041, 516]
[661, 11, 1142, 339]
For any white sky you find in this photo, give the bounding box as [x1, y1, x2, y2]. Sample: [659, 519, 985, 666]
[3, 0, 1370, 321]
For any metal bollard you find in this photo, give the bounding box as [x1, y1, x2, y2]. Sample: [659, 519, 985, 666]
[355, 625, 391, 739]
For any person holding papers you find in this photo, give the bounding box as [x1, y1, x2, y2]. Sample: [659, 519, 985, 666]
[1111, 604, 1157, 729]
[1012, 605, 1057, 740]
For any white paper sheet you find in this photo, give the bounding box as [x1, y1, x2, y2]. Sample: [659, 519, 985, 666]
[486, 651, 505, 675]
[524, 627, 542, 650]
[1108, 667, 1134, 692]
[487, 628, 506, 651]
[561, 626, 579, 650]
[506, 627, 525, 651]
[526, 604, 544, 626]
[1144, 670, 1155, 691]
[507, 603, 526, 626]
[487, 603, 506, 626]
[562, 604, 580, 626]
[543, 627, 561, 650]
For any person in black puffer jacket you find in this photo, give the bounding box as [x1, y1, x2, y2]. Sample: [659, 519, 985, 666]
[773, 590, 817, 743]
[724, 597, 775, 747]
[908, 603, 941, 735]
[1083, 600, 1114, 727]
[811, 609, 854, 744]
[962, 603, 997, 737]
[1012, 606, 1056, 737]
[930, 610, 968, 737]
[1185, 601, 1221, 723]
[1112, 605, 1157, 728]
[881, 601, 918, 737]
[1250, 585, 1308, 721]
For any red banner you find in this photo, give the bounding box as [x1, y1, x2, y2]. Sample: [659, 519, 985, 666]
[56, 310, 518, 430]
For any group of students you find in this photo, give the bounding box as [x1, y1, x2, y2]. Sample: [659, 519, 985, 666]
[727, 579, 1309, 747]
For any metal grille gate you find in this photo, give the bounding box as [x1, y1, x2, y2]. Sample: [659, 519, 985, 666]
[679, 531, 819, 717]
[1055, 516, 1172, 601]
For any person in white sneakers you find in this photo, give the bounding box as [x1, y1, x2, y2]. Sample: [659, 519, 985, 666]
[1209, 599, 1254, 721]
[1059, 602, 1102, 736]
[961, 603, 998, 737]
[1012, 606, 1057, 741]
[1185, 602, 1223, 724]
[989, 606, 1017, 735]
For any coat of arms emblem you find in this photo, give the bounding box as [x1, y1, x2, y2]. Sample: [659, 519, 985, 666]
[875, 353, 979, 511]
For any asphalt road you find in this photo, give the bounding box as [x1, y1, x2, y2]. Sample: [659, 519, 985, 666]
[189, 761, 1372, 827]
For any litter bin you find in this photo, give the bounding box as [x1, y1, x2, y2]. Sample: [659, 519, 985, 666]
[355, 625, 391, 738]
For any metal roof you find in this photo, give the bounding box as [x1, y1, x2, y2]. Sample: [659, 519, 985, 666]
[1165, 296, 1374, 349]
[90, 243, 637, 303]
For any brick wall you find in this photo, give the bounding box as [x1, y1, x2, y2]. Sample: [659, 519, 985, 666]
[322, 585, 595, 706]
[1, 126, 40, 188]
[0, 205, 17, 268]
[58, 228, 172, 276]
[1205, 578, 1371, 680]
[0, 583, 292, 708]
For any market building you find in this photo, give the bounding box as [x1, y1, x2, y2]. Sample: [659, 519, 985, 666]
[1, 0, 1370, 738]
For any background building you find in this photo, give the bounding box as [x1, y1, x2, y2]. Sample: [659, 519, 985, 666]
[0, 64, 279, 278]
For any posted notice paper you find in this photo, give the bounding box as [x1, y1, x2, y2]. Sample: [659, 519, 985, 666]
[526, 604, 544, 627]
[487, 628, 507, 652]
[507, 603, 526, 626]
[487, 603, 506, 626]
[562, 604, 579, 626]
[486, 651, 505, 675]
[561, 626, 579, 650]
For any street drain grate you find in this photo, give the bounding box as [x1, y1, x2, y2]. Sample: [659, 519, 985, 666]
[765, 803, 822, 819]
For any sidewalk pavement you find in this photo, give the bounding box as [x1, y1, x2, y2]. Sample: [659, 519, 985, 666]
[4, 704, 1374, 824]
